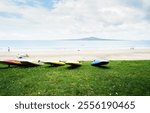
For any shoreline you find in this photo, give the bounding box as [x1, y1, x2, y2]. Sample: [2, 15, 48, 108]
[0, 48, 150, 61]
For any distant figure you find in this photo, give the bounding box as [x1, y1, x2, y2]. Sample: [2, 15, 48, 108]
[8, 47, 10, 52]
[130, 47, 134, 50]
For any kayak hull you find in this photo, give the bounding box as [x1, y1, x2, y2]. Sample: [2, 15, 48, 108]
[20, 61, 44, 66]
[44, 61, 65, 66]
[91, 59, 109, 66]
[66, 61, 81, 66]
[0, 60, 21, 65]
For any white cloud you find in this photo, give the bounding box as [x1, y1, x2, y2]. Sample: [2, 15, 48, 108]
[141, 0, 150, 7]
[0, 0, 150, 40]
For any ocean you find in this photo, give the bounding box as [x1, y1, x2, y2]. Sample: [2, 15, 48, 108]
[0, 40, 150, 51]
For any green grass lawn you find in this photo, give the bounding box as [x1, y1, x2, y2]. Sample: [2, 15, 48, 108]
[0, 60, 150, 96]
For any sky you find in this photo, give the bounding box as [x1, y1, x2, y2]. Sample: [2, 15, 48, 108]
[0, 0, 150, 40]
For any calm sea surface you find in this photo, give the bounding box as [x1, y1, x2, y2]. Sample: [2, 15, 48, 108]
[0, 40, 150, 51]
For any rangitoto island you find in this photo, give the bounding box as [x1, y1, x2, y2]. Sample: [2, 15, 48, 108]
[61, 37, 121, 41]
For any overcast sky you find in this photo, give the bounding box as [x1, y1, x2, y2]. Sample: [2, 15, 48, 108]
[0, 0, 150, 40]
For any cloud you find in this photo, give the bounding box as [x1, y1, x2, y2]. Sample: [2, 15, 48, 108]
[0, 11, 22, 18]
[0, 0, 150, 40]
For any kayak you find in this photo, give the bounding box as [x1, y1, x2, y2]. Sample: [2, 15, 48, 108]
[0, 60, 21, 65]
[19, 60, 44, 66]
[91, 59, 109, 66]
[44, 61, 65, 66]
[66, 61, 81, 66]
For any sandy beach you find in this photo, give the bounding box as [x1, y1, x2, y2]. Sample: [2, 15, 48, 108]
[0, 48, 150, 61]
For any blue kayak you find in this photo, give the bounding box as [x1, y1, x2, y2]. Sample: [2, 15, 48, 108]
[91, 59, 109, 66]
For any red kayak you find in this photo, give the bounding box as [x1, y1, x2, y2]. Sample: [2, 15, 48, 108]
[0, 60, 21, 65]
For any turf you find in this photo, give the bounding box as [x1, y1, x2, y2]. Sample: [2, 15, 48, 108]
[0, 60, 150, 96]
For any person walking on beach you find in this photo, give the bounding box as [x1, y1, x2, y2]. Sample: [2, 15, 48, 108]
[8, 47, 10, 52]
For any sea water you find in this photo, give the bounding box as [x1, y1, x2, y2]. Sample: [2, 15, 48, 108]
[0, 40, 150, 51]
